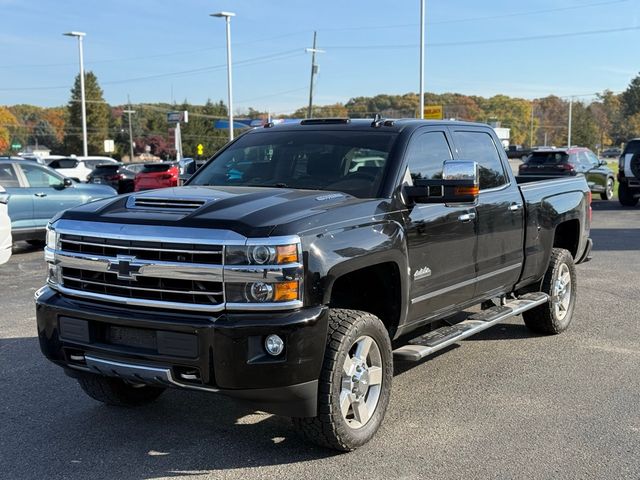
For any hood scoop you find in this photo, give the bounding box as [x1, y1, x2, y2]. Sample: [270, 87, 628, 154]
[127, 196, 208, 213]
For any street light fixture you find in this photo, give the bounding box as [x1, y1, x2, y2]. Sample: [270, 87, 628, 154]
[63, 31, 88, 156]
[211, 12, 236, 142]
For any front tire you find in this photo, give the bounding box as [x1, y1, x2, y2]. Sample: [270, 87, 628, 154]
[618, 182, 639, 207]
[292, 309, 393, 451]
[523, 248, 577, 334]
[77, 373, 165, 407]
[600, 177, 614, 200]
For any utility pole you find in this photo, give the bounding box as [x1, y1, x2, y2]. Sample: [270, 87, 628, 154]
[529, 100, 535, 147]
[419, 0, 425, 119]
[306, 31, 324, 119]
[123, 95, 136, 162]
[568, 97, 573, 148]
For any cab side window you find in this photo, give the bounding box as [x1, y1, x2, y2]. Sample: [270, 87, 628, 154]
[405, 131, 453, 182]
[20, 164, 63, 188]
[452, 131, 507, 190]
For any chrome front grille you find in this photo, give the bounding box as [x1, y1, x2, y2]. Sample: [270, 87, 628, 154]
[55, 232, 225, 312]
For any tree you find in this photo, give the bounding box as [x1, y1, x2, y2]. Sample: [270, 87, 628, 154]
[31, 119, 60, 150]
[571, 102, 599, 149]
[64, 71, 110, 155]
[621, 73, 640, 118]
[0, 107, 19, 154]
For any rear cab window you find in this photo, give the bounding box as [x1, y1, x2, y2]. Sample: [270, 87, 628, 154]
[140, 163, 176, 173]
[452, 130, 507, 190]
[527, 151, 569, 165]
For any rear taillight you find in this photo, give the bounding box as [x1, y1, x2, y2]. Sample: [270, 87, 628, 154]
[561, 163, 575, 173]
[107, 174, 123, 181]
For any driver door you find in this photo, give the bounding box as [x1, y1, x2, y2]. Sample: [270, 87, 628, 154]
[16, 163, 79, 230]
[403, 128, 477, 323]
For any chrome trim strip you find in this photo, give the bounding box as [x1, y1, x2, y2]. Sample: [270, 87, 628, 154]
[83, 355, 219, 393]
[52, 284, 225, 312]
[245, 235, 302, 246]
[224, 263, 303, 283]
[226, 300, 303, 311]
[61, 276, 223, 296]
[411, 263, 522, 305]
[54, 250, 224, 282]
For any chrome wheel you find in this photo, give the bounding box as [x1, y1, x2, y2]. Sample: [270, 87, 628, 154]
[606, 179, 614, 199]
[340, 335, 383, 429]
[552, 263, 572, 321]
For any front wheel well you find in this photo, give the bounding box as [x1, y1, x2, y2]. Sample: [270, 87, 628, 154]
[329, 262, 401, 338]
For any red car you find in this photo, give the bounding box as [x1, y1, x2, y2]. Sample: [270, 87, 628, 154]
[134, 162, 179, 191]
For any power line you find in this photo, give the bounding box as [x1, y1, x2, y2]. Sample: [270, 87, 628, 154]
[324, 25, 640, 49]
[0, 49, 304, 92]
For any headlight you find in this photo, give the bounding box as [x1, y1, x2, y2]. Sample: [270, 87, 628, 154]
[46, 224, 59, 251]
[225, 243, 299, 265]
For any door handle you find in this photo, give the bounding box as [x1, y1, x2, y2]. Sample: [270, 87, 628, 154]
[34, 192, 47, 198]
[508, 203, 523, 212]
[457, 212, 476, 222]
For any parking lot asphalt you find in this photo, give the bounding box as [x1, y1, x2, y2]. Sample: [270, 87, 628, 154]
[1, 201, 639, 480]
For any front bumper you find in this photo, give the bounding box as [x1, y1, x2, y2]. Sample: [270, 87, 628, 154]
[36, 286, 328, 417]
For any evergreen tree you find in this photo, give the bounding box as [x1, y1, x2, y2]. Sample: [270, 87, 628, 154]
[64, 71, 110, 155]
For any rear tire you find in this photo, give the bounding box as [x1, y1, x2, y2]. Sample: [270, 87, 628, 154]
[77, 373, 165, 407]
[618, 182, 639, 207]
[600, 178, 614, 200]
[292, 309, 393, 451]
[523, 248, 577, 334]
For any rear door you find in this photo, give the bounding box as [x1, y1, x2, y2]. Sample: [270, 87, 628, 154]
[450, 127, 524, 299]
[404, 127, 477, 322]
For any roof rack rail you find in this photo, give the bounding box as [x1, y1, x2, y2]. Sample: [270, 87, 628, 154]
[300, 118, 351, 125]
[370, 113, 384, 128]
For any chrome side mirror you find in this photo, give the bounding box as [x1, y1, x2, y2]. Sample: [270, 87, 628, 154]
[404, 160, 479, 204]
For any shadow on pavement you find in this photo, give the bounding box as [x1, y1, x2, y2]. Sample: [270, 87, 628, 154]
[1, 337, 337, 480]
[591, 201, 635, 211]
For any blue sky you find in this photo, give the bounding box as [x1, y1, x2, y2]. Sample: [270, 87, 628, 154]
[1, 0, 638, 113]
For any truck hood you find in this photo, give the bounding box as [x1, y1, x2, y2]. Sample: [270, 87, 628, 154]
[58, 185, 387, 238]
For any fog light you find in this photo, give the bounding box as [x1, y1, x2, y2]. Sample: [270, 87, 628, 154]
[265, 334, 284, 356]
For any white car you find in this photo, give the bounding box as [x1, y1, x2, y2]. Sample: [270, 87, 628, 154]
[0, 186, 11, 265]
[45, 156, 118, 182]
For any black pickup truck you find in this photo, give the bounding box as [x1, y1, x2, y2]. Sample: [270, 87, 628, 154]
[36, 119, 592, 451]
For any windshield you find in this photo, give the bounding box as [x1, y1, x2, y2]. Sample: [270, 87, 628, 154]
[188, 130, 398, 198]
[526, 152, 569, 165]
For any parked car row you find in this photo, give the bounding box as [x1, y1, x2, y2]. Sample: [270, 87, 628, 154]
[518, 147, 616, 200]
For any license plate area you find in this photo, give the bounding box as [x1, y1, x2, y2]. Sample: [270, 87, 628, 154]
[107, 325, 157, 350]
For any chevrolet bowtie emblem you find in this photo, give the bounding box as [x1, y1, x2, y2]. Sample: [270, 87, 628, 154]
[107, 255, 144, 280]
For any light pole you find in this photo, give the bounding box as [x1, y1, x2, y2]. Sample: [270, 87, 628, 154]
[306, 31, 324, 119]
[419, 0, 425, 119]
[63, 31, 88, 156]
[211, 12, 236, 141]
[123, 100, 136, 162]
